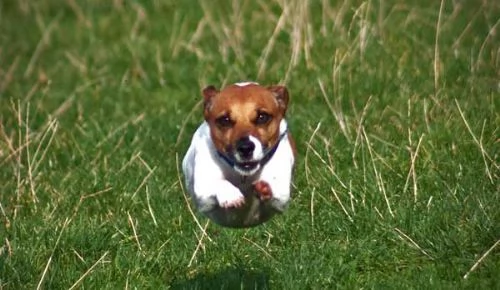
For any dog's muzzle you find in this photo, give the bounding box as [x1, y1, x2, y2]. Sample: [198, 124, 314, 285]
[235, 136, 256, 160]
[216, 130, 287, 175]
[233, 136, 260, 173]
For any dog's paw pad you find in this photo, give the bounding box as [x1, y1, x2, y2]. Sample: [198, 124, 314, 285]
[254, 180, 273, 201]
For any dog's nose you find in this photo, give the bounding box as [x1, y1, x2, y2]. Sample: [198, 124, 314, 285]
[235, 137, 255, 158]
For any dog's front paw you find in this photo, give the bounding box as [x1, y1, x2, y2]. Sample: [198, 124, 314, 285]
[216, 187, 245, 209]
[254, 180, 273, 201]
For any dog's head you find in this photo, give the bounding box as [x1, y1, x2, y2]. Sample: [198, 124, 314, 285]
[202, 82, 289, 175]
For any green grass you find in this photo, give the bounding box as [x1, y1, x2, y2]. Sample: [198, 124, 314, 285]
[0, 0, 499, 288]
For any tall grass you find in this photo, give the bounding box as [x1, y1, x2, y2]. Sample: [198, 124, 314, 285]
[0, 0, 498, 288]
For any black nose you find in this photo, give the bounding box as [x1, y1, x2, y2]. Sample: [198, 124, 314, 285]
[235, 137, 255, 158]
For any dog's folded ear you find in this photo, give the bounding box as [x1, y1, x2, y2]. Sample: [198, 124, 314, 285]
[202, 85, 219, 111]
[267, 85, 289, 114]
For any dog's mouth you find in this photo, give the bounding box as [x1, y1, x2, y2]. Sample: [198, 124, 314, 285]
[237, 160, 259, 171]
[233, 160, 261, 176]
[219, 138, 265, 175]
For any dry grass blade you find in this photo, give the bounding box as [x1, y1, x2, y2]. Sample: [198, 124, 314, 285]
[455, 100, 497, 183]
[15, 100, 23, 219]
[475, 17, 500, 70]
[127, 212, 143, 253]
[146, 185, 158, 227]
[71, 187, 113, 220]
[68, 251, 109, 290]
[31, 119, 58, 174]
[132, 166, 156, 199]
[96, 113, 144, 148]
[175, 100, 202, 148]
[0, 56, 20, 93]
[36, 218, 71, 290]
[197, 0, 243, 63]
[0, 201, 10, 229]
[362, 128, 394, 218]
[257, 4, 288, 78]
[394, 227, 434, 260]
[403, 134, 425, 203]
[318, 79, 352, 142]
[155, 44, 165, 86]
[310, 187, 316, 229]
[283, 0, 314, 83]
[352, 96, 373, 168]
[243, 236, 275, 260]
[130, 3, 146, 39]
[24, 103, 37, 204]
[188, 220, 210, 267]
[66, 0, 91, 28]
[24, 12, 62, 78]
[64, 51, 88, 75]
[452, 5, 482, 49]
[433, 0, 445, 91]
[463, 239, 500, 279]
[2, 238, 13, 258]
[331, 187, 354, 222]
[304, 122, 322, 185]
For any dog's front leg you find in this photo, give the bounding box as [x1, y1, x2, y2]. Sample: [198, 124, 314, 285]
[258, 140, 295, 212]
[194, 179, 245, 212]
[258, 172, 292, 212]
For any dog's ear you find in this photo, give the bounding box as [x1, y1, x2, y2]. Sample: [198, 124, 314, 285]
[268, 85, 289, 114]
[202, 85, 219, 112]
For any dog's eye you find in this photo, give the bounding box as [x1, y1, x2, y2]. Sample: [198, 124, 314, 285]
[215, 115, 234, 128]
[255, 111, 272, 125]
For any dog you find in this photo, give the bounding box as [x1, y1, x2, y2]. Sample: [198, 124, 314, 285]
[182, 82, 296, 228]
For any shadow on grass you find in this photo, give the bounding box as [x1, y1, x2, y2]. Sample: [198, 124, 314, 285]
[170, 265, 270, 290]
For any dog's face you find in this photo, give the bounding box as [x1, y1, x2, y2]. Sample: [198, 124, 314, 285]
[202, 83, 289, 175]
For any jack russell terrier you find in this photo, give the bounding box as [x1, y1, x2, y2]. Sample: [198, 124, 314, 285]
[182, 82, 296, 228]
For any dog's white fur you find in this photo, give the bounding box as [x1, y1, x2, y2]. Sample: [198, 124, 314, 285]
[182, 120, 294, 228]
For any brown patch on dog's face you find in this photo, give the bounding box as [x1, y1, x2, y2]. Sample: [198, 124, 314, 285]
[202, 84, 289, 155]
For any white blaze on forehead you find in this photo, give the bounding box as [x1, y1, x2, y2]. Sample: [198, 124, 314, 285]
[234, 81, 259, 87]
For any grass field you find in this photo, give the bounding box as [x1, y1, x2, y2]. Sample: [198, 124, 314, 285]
[0, 0, 499, 288]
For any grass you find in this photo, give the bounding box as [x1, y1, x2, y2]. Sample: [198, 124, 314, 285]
[0, 0, 499, 288]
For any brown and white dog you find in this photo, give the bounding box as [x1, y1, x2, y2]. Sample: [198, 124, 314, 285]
[182, 82, 296, 228]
